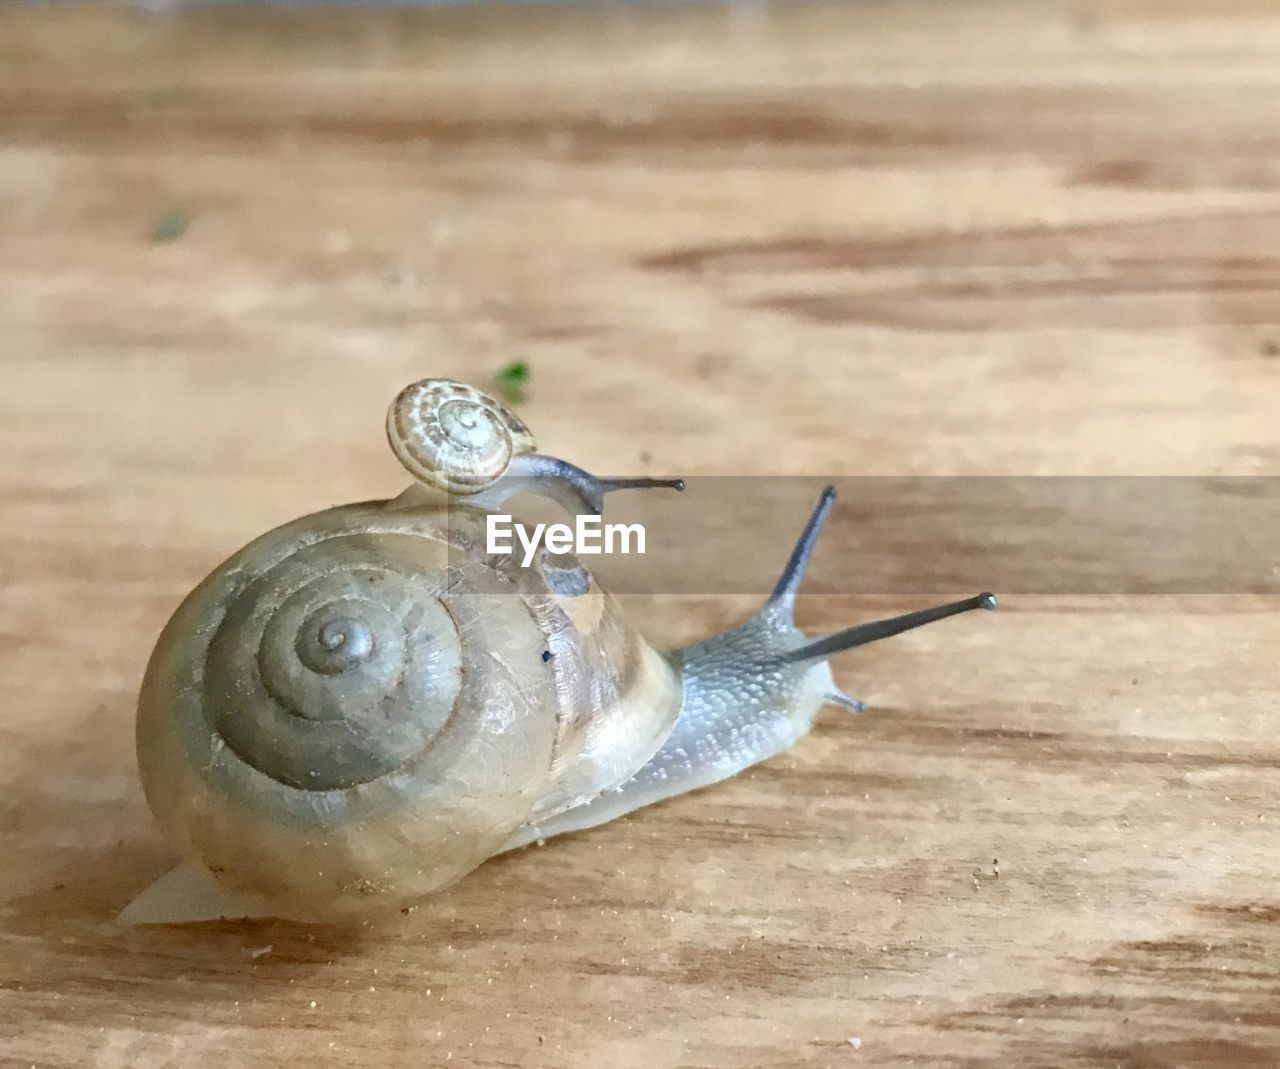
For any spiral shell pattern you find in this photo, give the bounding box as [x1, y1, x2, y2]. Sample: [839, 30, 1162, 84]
[136, 505, 562, 919]
[386, 379, 536, 495]
[203, 536, 464, 791]
[136, 498, 684, 920]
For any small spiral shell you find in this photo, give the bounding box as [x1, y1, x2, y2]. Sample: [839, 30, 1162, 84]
[386, 379, 536, 495]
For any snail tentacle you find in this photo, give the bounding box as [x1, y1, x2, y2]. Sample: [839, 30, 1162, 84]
[764, 484, 836, 617]
[471, 453, 684, 516]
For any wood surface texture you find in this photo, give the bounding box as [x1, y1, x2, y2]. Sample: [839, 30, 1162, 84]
[2, 2, 1279, 1066]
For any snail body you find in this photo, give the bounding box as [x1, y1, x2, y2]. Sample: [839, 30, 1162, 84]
[127, 380, 993, 924]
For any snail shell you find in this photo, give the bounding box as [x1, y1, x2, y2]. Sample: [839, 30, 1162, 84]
[136, 502, 681, 921]
[386, 379, 537, 495]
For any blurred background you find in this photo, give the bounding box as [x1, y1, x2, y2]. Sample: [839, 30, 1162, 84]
[2, 3, 1279, 1068]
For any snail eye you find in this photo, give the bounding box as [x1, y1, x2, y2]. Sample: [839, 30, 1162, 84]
[538, 551, 591, 598]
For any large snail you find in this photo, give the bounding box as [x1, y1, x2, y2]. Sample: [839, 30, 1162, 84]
[123, 379, 995, 924]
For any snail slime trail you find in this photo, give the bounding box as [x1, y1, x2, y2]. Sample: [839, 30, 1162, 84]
[486, 513, 646, 567]
[125, 377, 995, 924]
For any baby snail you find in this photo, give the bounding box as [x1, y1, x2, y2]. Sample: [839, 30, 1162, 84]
[124, 378, 996, 924]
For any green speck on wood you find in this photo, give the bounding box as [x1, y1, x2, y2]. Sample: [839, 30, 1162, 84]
[491, 360, 531, 404]
[152, 212, 190, 243]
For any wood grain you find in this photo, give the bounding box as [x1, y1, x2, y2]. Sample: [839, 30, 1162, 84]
[1, 2, 1279, 1066]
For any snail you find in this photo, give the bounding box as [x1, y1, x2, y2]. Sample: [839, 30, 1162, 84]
[123, 379, 995, 924]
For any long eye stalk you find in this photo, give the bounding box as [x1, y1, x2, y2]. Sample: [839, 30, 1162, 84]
[479, 454, 683, 516]
[783, 592, 996, 666]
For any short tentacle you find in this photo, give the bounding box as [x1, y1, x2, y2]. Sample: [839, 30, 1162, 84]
[826, 688, 868, 714]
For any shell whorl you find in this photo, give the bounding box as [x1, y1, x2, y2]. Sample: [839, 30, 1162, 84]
[205, 536, 464, 791]
[386, 379, 536, 495]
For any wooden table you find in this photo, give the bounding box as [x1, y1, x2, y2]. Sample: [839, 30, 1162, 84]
[2, 2, 1278, 1066]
